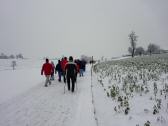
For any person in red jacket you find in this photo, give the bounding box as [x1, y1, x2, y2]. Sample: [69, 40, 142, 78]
[61, 57, 68, 83]
[41, 58, 53, 87]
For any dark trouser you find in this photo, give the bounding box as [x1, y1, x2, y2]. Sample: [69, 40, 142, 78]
[62, 71, 66, 83]
[79, 69, 84, 76]
[74, 72, 77, 83]
[58, 71, 62, 82]
[67, 75, 75, 92]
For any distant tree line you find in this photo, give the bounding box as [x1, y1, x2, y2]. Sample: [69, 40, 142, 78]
[80, 55, 96, 64]
[81, 55, 92, 63]
[0, 53, 24, 59]
[128, 31, 168, 57]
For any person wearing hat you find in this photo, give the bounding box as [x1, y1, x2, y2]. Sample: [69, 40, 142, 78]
[65, 56, 77, 92]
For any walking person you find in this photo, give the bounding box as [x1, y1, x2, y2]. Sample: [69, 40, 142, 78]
[41, 58, 53, 87]
[61, 57, 68, 83]
[79, 60, 84, 77]
[55, 60, 63, 82]
[50, 61, 55, 80]
[81, 60, 86, 76]
[74, 59, 80, 83]
[65, 56, 77, 92]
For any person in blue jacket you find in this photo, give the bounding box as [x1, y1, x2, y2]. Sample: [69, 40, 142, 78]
[55, 60, 63, 82]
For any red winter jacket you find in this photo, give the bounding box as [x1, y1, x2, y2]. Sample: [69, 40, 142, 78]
[41, 63, 53, 75]
[61, 59, 68, 72]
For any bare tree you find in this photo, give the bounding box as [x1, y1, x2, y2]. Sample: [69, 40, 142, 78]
[147, 43, 160, 55]
[16, 53, 24, 59]
[0, 53, 8, 59]
[9, 54, 15, 59]
[11, 61, 17, 70]
[81, 55, 92, 63]
[128, 31, 138, 57]
[128, 47, 133, 56]
[135, 47, 145, 56]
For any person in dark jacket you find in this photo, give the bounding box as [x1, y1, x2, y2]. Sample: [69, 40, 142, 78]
[50, 61, 55, 80]
[74, 59, 80, 82]
[78, 60, 85, 77]
[41, 58, 53, 87]
[55, 60, 62, 82]
[65, 56, 77, 92]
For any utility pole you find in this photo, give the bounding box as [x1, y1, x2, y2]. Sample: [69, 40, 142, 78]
[91, 56, 93, 77]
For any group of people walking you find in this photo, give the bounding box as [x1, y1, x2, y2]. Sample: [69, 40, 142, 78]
[41, 56, 86, 92]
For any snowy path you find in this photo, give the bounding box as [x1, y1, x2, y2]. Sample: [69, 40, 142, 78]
[0, 66, 96, 126]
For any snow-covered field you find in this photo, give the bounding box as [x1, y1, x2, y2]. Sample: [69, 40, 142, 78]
[93, 54, 168, 126]
[0, 59, 45, 104]
[0, 59, 96, 126]
[0, 55, 168, 126]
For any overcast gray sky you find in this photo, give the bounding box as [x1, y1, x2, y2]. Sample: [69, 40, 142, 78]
[0, 0, 168, 59]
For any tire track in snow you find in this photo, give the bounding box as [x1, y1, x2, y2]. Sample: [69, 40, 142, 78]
[91, 65, 99, 126]
[71, 68, 97, 126]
